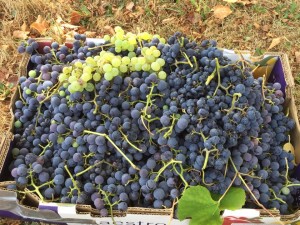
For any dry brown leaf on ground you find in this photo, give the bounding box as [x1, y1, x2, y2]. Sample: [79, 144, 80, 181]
[85, 31, 97, 37]
[13, 30, 29, 39]
[126, 1, 135, 11]
[70, 11, 81, 25]
[30, 15, 49, 35]
[268, 37, 281, 50]
[213, 5, 232, 20]
[253, 22, 260, 29]
[295, 52, 300, 63]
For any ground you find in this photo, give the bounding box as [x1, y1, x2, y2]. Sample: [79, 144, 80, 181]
[0, 0, 299, 224]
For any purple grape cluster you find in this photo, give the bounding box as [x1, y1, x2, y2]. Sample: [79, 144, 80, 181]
[9, 32, 298, 216]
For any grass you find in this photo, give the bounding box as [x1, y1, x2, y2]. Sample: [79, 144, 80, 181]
[0, 0, 300, 223]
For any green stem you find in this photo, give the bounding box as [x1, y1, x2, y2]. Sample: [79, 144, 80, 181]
[83, 130, 140, 170]
[119, 130, 142, 152]
[64, 165, 81, 195]
[154, 159, 182, 182]
[173, 164, 189, 191]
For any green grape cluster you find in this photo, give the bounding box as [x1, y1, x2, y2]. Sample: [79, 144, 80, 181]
[58, 27, 167, 93]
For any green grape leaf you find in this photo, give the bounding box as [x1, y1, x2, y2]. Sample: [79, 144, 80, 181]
[177, 186, 222, 225]
[212, 187, 246, 211]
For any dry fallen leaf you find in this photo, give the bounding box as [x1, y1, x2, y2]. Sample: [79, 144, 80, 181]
[21, 22, 28, 32]
[126, 1, 135, 11]
[295, 52, 300, 63]
[13, 30, 29, 39]
[261, 25, 269, 32]
[253, 22, 260, 29]
[213, 5, 232, 20]
[30, 15, 49, 35]
[85, 31, 97, 37]
[104, 25, 115, 35]
[70, 11, 81, 25]
[268, 37, 282, 50]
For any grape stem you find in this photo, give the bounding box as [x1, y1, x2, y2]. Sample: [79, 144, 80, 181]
[119, 129, 142, 152]
[217, 173, 237, 205]
[229, 157, 282, 223]
[83, 130, 140, 170]
[98, 187, 117, 225]
[205, 58, 231, 96]
[75, 160, 111, 177]
[269, 188, 286, 204]
[173, 163, 189, 191]
[154, 159, 182, 182]
[64, 165, 81, 196]
[38, 140, 53, 156]
[18, 85, 27, 105]
[284, 157, 289, 185]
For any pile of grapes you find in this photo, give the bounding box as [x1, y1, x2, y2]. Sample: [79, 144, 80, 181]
[10, 27, 299, 216]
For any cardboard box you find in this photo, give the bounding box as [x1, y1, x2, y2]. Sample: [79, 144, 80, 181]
[0, 41, 299, 225]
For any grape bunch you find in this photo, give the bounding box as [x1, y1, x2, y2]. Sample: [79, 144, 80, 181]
[9, 29, 300, 217]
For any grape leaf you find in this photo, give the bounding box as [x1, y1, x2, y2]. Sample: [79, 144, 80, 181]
[178, 186, 222, 225]
[211, 187, 246, 210]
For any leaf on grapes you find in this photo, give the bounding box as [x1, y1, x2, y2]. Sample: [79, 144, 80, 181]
[212, 187, 246, 210]
[30, 15, 49, 35]
[126, 1, 135, 11]
[283, 142, 295, 155]
[213, 5, 232, 20]
[178, 186, 222, 225]
[70, 11, 82, 25]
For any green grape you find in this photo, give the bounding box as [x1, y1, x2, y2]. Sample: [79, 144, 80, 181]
[74, 61, 83, 68]
[142, 63, 151, 71]
[122, 57, 130, 65]
[151, 62, 161, 71]
[85, 83, 94, 92]
[68, 75, 77, 83]
[63, 83, 68, 88]
[111, 68, 119, 76]
[57, 136, 64, 144]
[103, 64, 113, 72]
[59, 90, 65, 97]
[281, 187, 290, 195]
[138, 57, 146, 65]
[119, 65, 128, 73]
[103, 35, 110, 41]
[130, 57, 138, 65]
[72, 142, 79, 148]
[128, 37, 137, 45]
[153, 49, 161, 57]
[127, 45, 135, 52]
[145, 48, 152, 56]
[59, 73, 68, 82]
[135, 63, 142, 71]
[25, 88, 32, 95]
[156, 58, 165, 67]
[115, 39, 123, 47]
[93, 72, 101, 81]
[145, 55, 155, 63]
[103, 52, 113, 61]
[158, 71, 167, 80]
[83, 66, 93, 74]
[128, 52, 136, 58]
[104, 72, 114, 81]
[111, 57, 122, 67]
[28, 70, 36, 77]
[116, 32, 124, 40]
[14, 120, 22, 128]
[122, 40, 129, 49]
[81, 72, 92, 82]
[86, 57, 97, 66]
[159, 38, 166, 44]
[115, 47, 122, 53]
[63, 66, 72, 74]
[72, 81, 82, 92]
